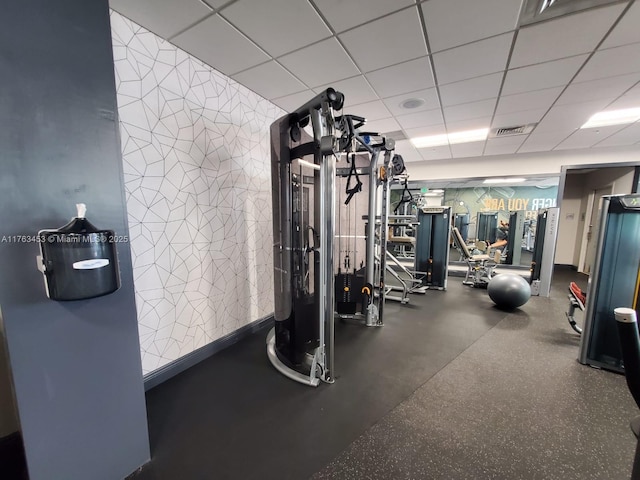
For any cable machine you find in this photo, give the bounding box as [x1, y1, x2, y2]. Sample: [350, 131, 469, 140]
[578, 194, 640, 373]
[334, 129, 397, 327]
[267, 88, 344, 387]
[267, 89, 400, 387]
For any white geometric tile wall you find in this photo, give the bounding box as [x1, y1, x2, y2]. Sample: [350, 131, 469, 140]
[110, 11, 282, 374]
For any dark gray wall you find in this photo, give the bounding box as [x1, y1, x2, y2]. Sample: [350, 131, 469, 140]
[0, 321, 18, 438]
[0, 1, 150, 479]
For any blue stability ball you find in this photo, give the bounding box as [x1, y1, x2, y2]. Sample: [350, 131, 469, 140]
[487, 274, 531, 310]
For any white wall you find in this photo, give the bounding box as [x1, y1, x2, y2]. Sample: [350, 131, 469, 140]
[111, 12, 282, 374]
[405, 146, 640, 181]
[556, 175, 583, 265]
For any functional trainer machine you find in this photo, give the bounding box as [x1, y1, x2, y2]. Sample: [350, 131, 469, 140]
[267, 89, 344, 387]
[267, 88, 401, 387]
[335, 132, 399, 326]
[578, 195, 640, 373]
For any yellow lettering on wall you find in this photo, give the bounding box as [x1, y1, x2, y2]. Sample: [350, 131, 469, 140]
[498, 199, 505, 210]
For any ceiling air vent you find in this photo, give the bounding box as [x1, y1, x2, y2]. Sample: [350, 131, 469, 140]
[490, 123, 536, 138]
[520, 0, 624, 26]
[383, 130, 408, 142]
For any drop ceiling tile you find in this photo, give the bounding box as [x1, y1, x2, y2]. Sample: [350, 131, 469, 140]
[444, 99, 497, 123]
[313, 76, 378, 107]
[221, 0, 331, 57]
[518, 131, 571, 153]
[496, 87, 564, 115]
[573, 42, 640, 83]
[271, 90, 318, 112]
[484, 136, 527, 156]
[509, 4, 626, 68]
[173, 15, 269, 75]
[594, 122, 640, 147]
[491, 109, 548, 129]
[450, 141, 486, 158]
[600, 2, 640, 49]
[393, 139, 424, 163]
[383, 89, 440, 116]
[110, 0, 212, 39]
[232, 61, 306, 100]
[608, 82, 640, 109]
[501, 55, 589, 96]
[339, 7, 427, 73]
[366, 57, 435, 98]
[418, 145, 452, 161]
[202, 0, 227, 7]
[363, 118, 402, 135]
[404, 124, 447, 139]
[422, 0, 522, 53]
[439, 73, 503, 107]
[535, 100, 615, 133]
[396, 109, 445, 129]
[343, 100, 391, 122]
[446, 117, 493, 132]
[279, 38, 359, 88]
[556, 73, 639, 106]
[432, 33, 513, 84]
[555, 125, 627, 150]
[313, 0, 414, 33]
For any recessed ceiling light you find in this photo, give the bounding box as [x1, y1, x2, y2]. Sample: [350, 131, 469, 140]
[581, 107, 640, 129]
[410, 128, 489, 148]
[484, 178, 526, 184]
[431, 189, 444, 193]
[401, 98, 425, 109]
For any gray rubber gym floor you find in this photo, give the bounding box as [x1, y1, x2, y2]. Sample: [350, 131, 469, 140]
[132, 267, 637, 480]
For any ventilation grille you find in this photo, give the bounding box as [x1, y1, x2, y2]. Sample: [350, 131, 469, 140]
[490, 123, 536, 138]
[383, 130, 408, 141]
[520, 0, 623, 26]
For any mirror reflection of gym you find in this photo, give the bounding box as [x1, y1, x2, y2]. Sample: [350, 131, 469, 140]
[389, 176, 560, 276]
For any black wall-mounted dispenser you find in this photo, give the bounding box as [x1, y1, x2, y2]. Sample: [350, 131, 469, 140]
[37, 204, 120, 301]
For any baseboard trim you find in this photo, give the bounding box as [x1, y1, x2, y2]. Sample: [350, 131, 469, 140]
[0, 431, 27, 479]
[143, 314, 274, 391]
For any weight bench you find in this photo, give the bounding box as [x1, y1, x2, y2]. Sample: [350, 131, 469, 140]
[566, 282, 586, 334]
[451, 227, 496, 288]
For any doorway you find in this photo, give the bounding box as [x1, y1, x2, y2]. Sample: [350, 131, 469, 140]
[580, 186, 612, 275]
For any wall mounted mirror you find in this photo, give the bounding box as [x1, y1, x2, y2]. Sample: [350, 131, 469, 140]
[390, 175, 560, 272]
